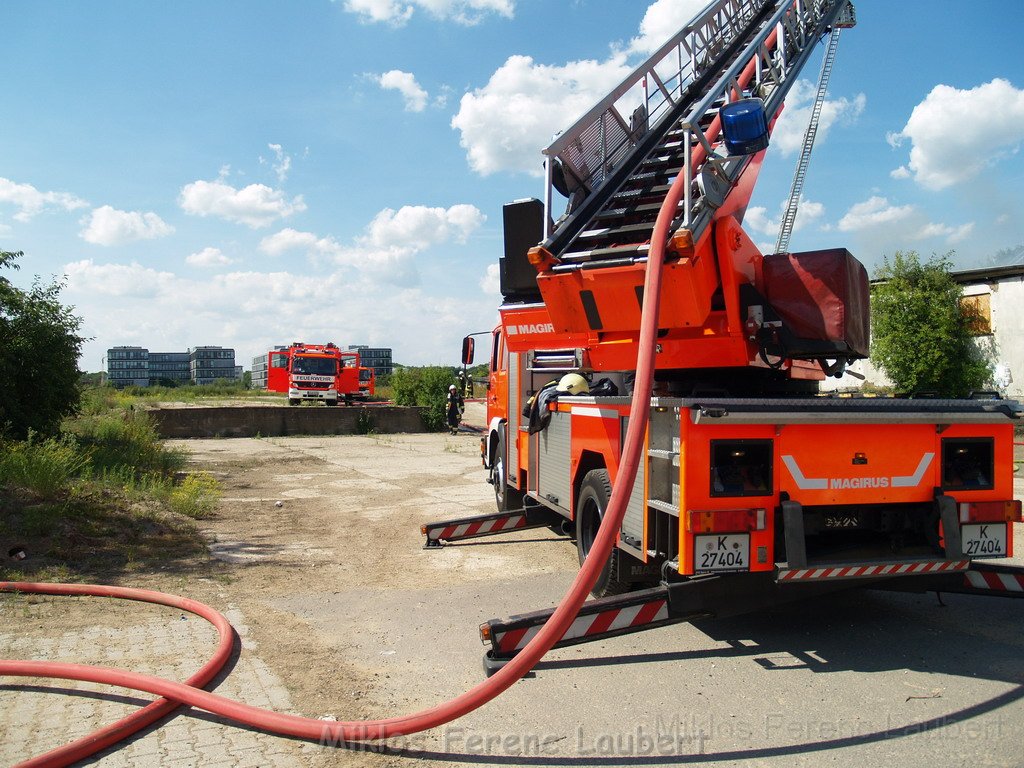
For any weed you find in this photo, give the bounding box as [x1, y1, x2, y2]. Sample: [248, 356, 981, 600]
[0, 434, 90, 498]
[168, 473, 220, 519]
[355, 410, 376, 435]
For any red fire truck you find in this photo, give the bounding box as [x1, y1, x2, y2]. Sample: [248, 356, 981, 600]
[261, 343, 367, 405]
[423, 0, 1023, 671]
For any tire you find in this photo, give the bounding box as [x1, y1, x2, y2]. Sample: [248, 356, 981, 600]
[575, 468, 629, 598]
[491, 428, 524, 512]
[288, 398, 299, 406]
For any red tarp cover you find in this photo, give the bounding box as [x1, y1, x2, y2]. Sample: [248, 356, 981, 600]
[763, 248, 870, 357]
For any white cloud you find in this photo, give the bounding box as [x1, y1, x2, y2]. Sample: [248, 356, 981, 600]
[889, 78, 1024, 190]
[263, 144, 292, 183]
[626, 0, 709, 56]
[0, 177, 88, 222]
[480, 262, 500, 295]
[770, 80, 866, 157]
[65, 258, 498, 372]
[64, 259, 176, 298]
[179, 179, 306, 228]
[78, 206, 175, 246]
[916, 221, 975, 245]
[837, 196, 914, 232]
[260, 204, 485, 286]
[451, 54, 632, 176]
[186, 247, 235, 268]
[377, 70, 429, 112]
[743, 197, 825, 239]
[341, 0, 512, 26]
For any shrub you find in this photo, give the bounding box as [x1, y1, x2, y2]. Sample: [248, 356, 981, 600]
[0, 433, 90, 498]
[391, 366, 458, 431]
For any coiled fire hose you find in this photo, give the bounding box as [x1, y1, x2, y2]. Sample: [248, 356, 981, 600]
[0, 92, 739, 764]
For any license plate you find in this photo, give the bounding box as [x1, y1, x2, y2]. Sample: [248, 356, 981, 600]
[695, 533, 749, 573]
[961, 523, 1007, 558]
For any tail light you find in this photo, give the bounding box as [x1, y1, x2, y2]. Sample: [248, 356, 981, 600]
[687, 508, 766, 533]
[959, 500, 1022, 523]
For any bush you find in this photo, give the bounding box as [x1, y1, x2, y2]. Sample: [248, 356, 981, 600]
[0, 251, 85, 439]
[391, 366, 458, 431]
[871, 251, 992, 397]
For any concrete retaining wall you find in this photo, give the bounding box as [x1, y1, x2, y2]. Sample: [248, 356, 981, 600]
[150, 405, 427, 438]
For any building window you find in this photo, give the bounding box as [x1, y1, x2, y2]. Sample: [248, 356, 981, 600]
[960, 293, 992, 336]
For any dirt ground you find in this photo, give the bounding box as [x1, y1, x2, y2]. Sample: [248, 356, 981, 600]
[3, 406, 1024, 767]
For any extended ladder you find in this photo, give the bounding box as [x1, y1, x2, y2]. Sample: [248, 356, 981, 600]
[539, 0, 856, 269]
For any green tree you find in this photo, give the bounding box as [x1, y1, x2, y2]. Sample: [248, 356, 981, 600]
[0, 251, 86, 438]
[390, 365, 458, 430]
[871, 251, 990, 397]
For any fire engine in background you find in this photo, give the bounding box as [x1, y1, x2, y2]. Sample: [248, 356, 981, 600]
[257, 343, 371, 405]
[423, 0, 1023, 671]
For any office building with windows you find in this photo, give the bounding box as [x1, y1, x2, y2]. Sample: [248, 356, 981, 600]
[348, 345, 393, 377]
[105, 345, 239, 387]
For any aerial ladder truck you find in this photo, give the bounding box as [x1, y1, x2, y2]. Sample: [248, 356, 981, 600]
[422, 0, 1023, 672]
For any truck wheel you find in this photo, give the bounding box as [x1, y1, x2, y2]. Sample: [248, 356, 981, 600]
[288, 399, 299, 406]
[492, 428, 524, 512]
[576, 468, 629, 598]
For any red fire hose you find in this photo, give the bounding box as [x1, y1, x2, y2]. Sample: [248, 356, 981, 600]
[0, 58, 713, 766]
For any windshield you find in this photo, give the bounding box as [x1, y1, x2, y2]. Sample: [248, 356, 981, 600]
[291, 356, 337, 376]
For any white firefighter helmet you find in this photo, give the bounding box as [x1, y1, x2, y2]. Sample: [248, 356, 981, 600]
[556, 373, 589, 395]
[449, 384, 457, 391]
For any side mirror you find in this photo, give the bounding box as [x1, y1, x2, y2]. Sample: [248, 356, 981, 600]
[461, 336, 475, 366]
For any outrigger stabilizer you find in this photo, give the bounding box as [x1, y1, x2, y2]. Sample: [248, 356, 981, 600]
[421, 505, 565, 549]
[475, 560, 1024, 676]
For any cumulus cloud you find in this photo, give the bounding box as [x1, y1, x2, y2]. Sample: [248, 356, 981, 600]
[342, 0, 513, 26]
[626, 0, 710, 56]
[0, 177, 88, 222]
[78, 206, 174, 246]
[743, 197, 825, 239]
[186, 247, 235, 268]
[377, 70, 429, 112]
[480, 262, 500, 295]
[64, 259, 176, 298]
[65, 258, 498, 372]
[770, 79, 866, 157]
[260, 204, 485, 285]
[451, 54, 632, 176]
[179, 179, 306, 228]
[837, 196, 914, 232]
[888, 78, 1024, 190]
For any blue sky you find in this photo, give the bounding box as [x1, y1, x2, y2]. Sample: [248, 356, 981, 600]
[2, 0, 1023, 372]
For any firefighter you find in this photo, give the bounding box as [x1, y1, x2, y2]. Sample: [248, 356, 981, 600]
[446, 384, 464, 434]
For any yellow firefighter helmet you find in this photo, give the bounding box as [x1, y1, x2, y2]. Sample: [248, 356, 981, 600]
[556, 373, 589, 395]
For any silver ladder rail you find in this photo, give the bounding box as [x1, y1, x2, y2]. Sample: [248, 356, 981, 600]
[774, 26, 843, 255]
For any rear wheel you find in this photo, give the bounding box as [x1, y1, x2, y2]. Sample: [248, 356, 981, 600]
[575, 468, 629, 597]
[491, 428, 524, 512]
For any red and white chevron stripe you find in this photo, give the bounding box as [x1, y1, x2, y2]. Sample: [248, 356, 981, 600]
[779, 560, 970, 582]
[428, 514, 527, 542]
[494, 599, 669, 654]
[964, 570, 1024, 592]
